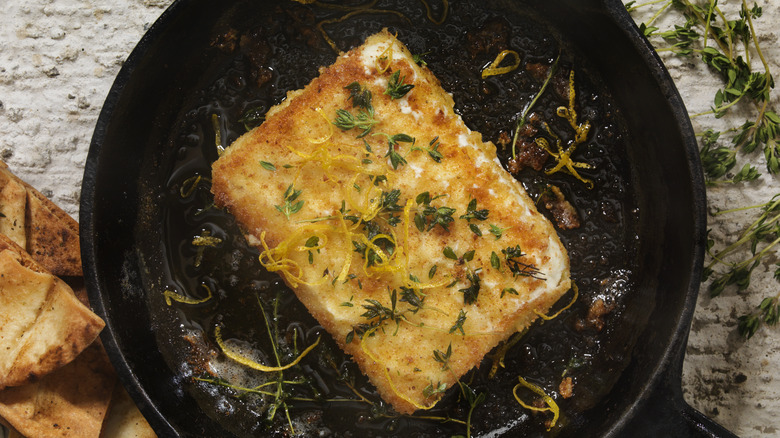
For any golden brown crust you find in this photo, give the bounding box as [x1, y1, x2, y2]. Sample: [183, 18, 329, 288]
[212, 29, 570, 414]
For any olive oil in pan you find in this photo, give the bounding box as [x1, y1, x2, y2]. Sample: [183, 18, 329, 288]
[151, 2, 642, 436]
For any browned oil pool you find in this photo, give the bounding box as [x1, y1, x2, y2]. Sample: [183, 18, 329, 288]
[146, 1, 643, 436]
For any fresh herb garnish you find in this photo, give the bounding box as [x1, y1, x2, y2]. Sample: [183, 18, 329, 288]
[449, 309, 467, 335]
[345, 81, 373, 110]
[423, 381, 447, 398]
[488, 224, 507, 240]
[411, 136, 444, 162]
[399, 287, 425, 313]
[376, 132, 415, 169]
[502, 245, 544, 280]
[385, 70, 415, 99]
[260, 160, 277, 171]
[443, 246, 458, 260]
[333, 81, 378, 137]
[415, 192, 456, 232]
[738, 288, 780, 339]
[239, 105, 265, 131]
[457, 381, 486, 438]
[433, 343, 453, 370]
[460, 198, 489, 221]
[459, 270, 481, 305]
[275, 184, 304, 219]
[703, 195, 780, 299]
[360, 289, 404, 335]
[490, 251, 501, 270]
[412, 51, 429, 66]
[333, 108, 378, 138]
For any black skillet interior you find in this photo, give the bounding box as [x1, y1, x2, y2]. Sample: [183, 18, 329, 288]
[81, 0, 729, 436]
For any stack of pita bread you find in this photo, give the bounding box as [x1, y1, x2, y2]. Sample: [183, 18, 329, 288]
[0, 161, 156, 438]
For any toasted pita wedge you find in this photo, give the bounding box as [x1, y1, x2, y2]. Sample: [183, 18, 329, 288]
[0, 417, 25, 438]
[0, 167, 28, 249]
[99, 383, 157, 438]
[0, 341, 115, 438]
[0, 243, 104, 390]
[0, 161, 81, 276]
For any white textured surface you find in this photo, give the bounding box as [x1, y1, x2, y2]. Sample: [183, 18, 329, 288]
[0, 1, 777, 436]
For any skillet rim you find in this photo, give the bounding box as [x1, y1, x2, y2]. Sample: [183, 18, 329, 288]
[80, 0, 710, 436]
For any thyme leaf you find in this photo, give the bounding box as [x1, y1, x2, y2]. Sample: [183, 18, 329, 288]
[460, 198, 489, 221]
[502, 245, 545, 280]
[433, 343, 453, 370]
[275, 184, 304, 219]
[488, 224, 506, 240]
[449, 309, 467, 335]
[385, 70, 415, 99]
[415, 192, 456, 232]
[459, 270, 481, 305]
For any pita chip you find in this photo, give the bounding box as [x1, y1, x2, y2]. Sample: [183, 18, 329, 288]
[0, 161, 81, 277]
[0, 240, 104, 390]
[99, 383, 157, 438]
[0, 417, 25, 438]
[0, 341, 115, 438]
[0, 167, 27, 249]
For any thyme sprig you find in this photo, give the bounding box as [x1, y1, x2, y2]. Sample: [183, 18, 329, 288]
[433, 343, 453, 370]
[627, 0, 780, 340]
[414, 191, 457, 232]
[628, 0, 779, 177]
[455, 381, 486, 438]
[334, 81, 379, 137]
[410, 136, 444, 162]
[274, 184, 304, 219]
[704, 195, 780, 300]
[333, 108, 378, 137]
[738, 286, 780, 339]
[385, 69, 415, 99]
[502, 245, 545, 280]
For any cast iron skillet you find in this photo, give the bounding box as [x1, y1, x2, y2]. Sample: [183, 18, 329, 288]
[81, 0, 737, 436]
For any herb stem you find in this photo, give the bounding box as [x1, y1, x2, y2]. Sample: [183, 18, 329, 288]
[645, 0, 673, 27]
[713, 5, 734, 61]
[689, 92, 744, 118]
[511, 53, 560, 160]
[625, 0, 668, 14]
[707, 198, 780, 271]
[742, 0, 770, 74]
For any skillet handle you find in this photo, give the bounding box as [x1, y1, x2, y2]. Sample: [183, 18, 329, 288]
[619, 336, 738, 437]
[621, 382, 737, 437]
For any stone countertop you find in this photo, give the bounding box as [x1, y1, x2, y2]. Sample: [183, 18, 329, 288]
[1, 1, 777, 436]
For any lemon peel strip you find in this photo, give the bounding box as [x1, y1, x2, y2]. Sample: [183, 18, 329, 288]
[481, 50, 521, 79]
[215, 326, 321, 372]
[163, 284, 213, 306]
[513, 376, 560, 430]
[534, 282, 579, 321]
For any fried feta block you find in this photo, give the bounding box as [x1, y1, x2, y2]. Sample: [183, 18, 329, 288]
[211, 29, 571, 414]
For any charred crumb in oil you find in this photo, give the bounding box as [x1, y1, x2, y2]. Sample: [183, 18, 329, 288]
[539, 185, 581, 230]
[573, 298, 613, 332]
[466, 17, 511, 60]
[211, 28, 239, 53]
[240, 28, 275, 88]
[573, 272, 630, 332]
[282, 5, 322, 50]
